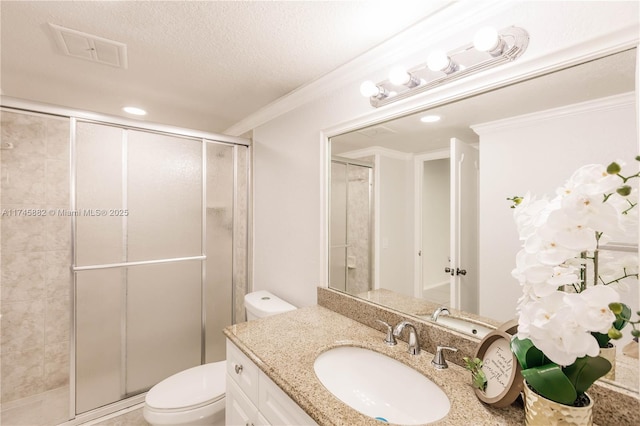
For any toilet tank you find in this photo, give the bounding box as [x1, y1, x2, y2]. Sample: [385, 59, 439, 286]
[244, 290, 296, 321]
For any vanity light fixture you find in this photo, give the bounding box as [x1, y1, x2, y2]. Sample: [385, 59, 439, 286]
[123, 106, 147, 116]
[360, 26, 529, 108]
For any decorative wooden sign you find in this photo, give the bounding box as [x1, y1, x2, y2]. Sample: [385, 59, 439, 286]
[472, 321, 523, 408]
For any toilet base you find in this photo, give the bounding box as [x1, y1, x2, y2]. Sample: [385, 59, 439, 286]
[143, 397, 225, 426]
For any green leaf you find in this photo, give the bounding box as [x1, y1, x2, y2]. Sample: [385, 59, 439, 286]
[592, 331, 610, 347]
[472, 370, 487, 391]
[511, 337, 549, 369]
[522, 364, 577, 405]
[612, 303, 632, 330]
[563, 356, 611, 394]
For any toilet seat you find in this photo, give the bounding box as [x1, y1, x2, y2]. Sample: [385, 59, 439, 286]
[145, 361, 226, 412]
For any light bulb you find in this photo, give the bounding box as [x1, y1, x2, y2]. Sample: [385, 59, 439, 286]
[360, 80, 380, 97]
[427, 50, 457, 74]
[389, 67, 411, 85]
[473, 26, 504, 55]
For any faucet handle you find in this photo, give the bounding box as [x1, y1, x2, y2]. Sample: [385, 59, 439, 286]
[431, 346, 458, 369]
[376, 320, 397, 346]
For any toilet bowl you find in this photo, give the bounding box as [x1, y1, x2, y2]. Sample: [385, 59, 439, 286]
[143, 362, 225, 426]
[143, 290, 295, 426]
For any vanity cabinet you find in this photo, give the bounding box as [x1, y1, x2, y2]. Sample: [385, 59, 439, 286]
[226, 339, 317, 426]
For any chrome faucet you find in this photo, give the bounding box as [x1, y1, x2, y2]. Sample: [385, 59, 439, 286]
[431, 346, 458, 369]
[431, 306, 450, 322]
[376, 320, 397, 346]
[393, 321, 420, 355]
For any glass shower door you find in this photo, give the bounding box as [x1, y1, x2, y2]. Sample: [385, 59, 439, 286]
[74, 122, 204, 413]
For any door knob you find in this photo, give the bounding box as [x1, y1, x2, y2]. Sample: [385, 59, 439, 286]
[445, 267, 466, 276]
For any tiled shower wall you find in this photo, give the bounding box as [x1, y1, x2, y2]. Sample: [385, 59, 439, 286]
[0, 110, 71, 419]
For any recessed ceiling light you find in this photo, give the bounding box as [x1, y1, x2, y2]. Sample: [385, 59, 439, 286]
[123, 106, 147, 116]
[420, 114, 441, 123]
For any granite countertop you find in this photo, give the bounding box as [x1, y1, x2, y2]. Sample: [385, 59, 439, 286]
[223, 305, 525, 426]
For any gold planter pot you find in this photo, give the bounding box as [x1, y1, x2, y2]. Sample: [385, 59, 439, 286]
[599, 345, 616, 381]
[523, 381, 593, 426]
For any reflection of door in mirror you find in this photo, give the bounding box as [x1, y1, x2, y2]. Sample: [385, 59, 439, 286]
[420, 157, 450, 305]
[418, 139, 479, 313]
[330, 158, 373, 294]
[451, 138, 479, 313]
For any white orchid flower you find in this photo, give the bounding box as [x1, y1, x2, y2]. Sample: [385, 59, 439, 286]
[565, 286, 619, 334]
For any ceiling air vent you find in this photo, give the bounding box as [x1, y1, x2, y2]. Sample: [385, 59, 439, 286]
[49, 23, 128, 69]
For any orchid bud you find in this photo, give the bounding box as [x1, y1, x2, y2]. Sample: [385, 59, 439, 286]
[606, 162, 621, 174]
[617, 185, 632, 196]
[632, 329, 640, 338]
[608, 328, 623, 339]
[609, 302, 623, 314]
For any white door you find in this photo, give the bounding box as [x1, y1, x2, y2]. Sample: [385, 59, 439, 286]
[449, 138, 479, 312]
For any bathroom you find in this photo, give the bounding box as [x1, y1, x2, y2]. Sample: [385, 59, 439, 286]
[1, 1, 639, 425]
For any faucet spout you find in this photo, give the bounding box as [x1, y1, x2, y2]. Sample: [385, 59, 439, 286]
[431, 306, 450, 322]
[393, 321, 420, 355]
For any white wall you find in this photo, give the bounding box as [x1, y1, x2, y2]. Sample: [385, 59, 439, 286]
[250, 1, 639, 309]
[474, 94, 637, 321]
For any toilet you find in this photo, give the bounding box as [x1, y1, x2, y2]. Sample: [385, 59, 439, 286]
[143, 290, 296, 425]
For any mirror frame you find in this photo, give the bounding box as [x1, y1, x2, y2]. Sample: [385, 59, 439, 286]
[320, 32, 640, 286]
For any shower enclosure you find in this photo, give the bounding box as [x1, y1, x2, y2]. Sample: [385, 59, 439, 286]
[329, 158, 373, 294]
[0, 103, 249, 424]
[73, 120, 249, 414]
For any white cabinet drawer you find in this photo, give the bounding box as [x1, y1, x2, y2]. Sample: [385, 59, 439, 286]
[226, 339, 259, 403]
[259, 371, 317, 426]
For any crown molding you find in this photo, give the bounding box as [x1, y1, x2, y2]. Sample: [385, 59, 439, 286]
[471, 92, 635, 135]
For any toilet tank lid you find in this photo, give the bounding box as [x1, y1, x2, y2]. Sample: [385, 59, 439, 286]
[244, 290, 296, 316]
[146, 362, 225, 410]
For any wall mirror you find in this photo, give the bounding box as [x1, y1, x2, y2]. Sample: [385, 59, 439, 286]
[328, 47, 638, 393]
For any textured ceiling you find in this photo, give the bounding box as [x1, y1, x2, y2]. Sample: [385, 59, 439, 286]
[0, 0, 450, 133]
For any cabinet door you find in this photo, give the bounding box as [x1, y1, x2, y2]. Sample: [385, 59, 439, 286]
[226, 374, 260, 426]
[259, 371, 317, 425]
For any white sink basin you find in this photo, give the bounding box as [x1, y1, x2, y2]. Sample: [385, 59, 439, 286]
[313, 346, 450, 425]
[432, 316, 493, 338]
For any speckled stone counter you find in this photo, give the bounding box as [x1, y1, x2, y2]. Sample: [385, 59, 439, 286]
[317, 287, 639, 426]
[223, 305, 525, 426]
